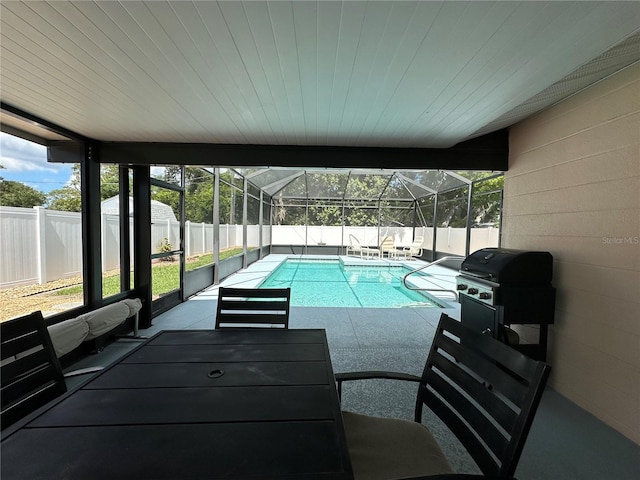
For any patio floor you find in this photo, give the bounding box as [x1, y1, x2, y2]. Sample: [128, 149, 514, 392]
[64, 254, 639, 480]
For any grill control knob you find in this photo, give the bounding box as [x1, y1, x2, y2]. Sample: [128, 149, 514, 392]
[467, 288, 479, 295]
[478, 292, 492, 300]
[456, 284, 467, 291]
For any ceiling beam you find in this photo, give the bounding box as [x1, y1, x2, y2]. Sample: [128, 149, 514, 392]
[98, 129, 508, 171]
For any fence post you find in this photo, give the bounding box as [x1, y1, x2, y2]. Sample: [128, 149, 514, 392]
[185, 220, 191, 257]
[101, 212, 107, 272]
[34, 206, 46, 284]
[202, 222, 206, 256]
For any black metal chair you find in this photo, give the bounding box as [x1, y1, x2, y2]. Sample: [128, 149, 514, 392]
[1, 311, 67, 429]
[336, 313, 550, 480]
[215, 287, 291, 329]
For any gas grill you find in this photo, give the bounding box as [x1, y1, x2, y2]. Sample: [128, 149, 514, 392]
[456, 248, 556, 361]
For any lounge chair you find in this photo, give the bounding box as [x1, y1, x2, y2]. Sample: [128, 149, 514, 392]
[380, 236, 401, 258]
[346, 235, 379, 259]
[397, 235, 424, 259]
[345, 234, 363, 257]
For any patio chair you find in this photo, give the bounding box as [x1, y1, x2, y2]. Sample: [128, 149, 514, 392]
[215, 287, 291, 329]
[346, 234, 363, 257]
[379, 236, 400, 258]
[335, 313, 551, 480]
[397, 235, 424, 259]
[1, 311, 67, 429]
[346, 234, 379, 259]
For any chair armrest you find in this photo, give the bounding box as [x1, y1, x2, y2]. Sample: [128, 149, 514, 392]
[335, 370, 421, 399]
[63, 366, 104, 378]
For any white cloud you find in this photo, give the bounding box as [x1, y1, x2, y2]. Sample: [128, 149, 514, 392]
[150, 166, 166, 177]
[0, 132, 65, 173]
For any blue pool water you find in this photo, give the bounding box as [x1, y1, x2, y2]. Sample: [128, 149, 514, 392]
[259, 259, 441, 308]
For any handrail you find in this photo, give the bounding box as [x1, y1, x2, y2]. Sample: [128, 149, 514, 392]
[402, 256, 465, 301]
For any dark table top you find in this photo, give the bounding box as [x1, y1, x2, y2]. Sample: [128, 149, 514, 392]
[1, 328, 353, 480]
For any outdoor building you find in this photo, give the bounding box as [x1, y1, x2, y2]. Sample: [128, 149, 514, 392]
[0, 1, 638, 477]
[101, 196, 178, 222]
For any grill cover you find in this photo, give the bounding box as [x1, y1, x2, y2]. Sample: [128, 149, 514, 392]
[460, 248, 553, 285]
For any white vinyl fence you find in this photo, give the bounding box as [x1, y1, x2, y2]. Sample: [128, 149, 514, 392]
[1, 206, 499, 289]
[270, 225, 498, 254]
[271, 226, 415, 247]
[431, 226, 500, 256]
[1, 206, 83, 288]
[0, 206, 255, 289]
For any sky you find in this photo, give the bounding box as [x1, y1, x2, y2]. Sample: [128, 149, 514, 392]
[0, 131, 74, 193]
[0, 132, 199, 195]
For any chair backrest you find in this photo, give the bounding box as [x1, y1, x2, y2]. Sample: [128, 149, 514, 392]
[409, 236, 424, 255]
[349, 234, 362, 248]
[1, 311, 67, 429]
[380, 236, 395, 251]
[215, 287, 291, 329]
[416, 314, 551, 478]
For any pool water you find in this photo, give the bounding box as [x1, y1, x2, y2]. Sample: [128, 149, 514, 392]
[259, 259, 441, 308]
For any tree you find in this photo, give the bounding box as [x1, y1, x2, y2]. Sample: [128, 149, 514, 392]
[470, 173, 503, 227]
[160, 165, 182, 185]
[432, 173, 504, 228]
[100, 164, 125, 201]
[0, 179, 46, 207]
[185, 168, 214, 224]
[308, 203, 342, 226]
[151, 186, 180, 219]
[46, 164, 82, 212]
[272, 173, 397, 226]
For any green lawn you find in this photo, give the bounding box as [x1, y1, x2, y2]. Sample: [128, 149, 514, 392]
[54, 247, 247, 298]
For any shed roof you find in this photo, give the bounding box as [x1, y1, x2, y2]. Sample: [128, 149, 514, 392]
[101, 196, 177, 222]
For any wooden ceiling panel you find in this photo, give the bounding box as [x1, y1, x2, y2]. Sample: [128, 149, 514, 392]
[1, 1, 638, 150]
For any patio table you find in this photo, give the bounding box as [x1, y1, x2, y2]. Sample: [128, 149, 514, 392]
[1, 328, 353, 480]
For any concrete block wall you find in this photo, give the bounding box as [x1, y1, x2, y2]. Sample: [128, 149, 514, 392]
[504, 64, 639, 444]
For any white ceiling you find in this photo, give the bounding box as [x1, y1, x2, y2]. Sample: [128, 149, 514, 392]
[1, 1, 639, 148]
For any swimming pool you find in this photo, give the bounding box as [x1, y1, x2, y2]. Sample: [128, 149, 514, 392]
[259, 259, 442, 308]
